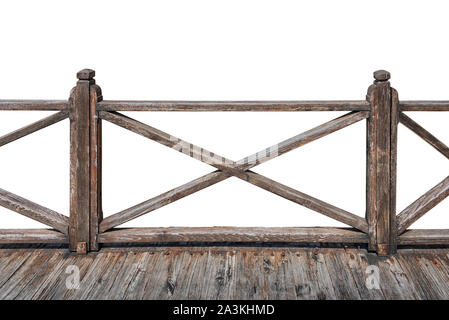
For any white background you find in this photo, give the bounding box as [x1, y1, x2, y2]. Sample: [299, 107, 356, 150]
[0, 0, 448, 230]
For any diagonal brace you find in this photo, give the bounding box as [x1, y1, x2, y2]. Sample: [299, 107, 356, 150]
[99, 111, 368, 233]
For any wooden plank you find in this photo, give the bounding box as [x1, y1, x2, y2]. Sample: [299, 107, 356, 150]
[398, 229, 449, 245]
[414, 252, 449, 299]
[0, 189, 68, 234]
[200, 250, 228, 299]
[53, 252, 97, 299]
[396, 250, 444, 299]
[0, 249, 36, 289]
[389, 88, 399, 252]
[13, 248, 65, 299]
[0, 229, 67, 244]
[400, 101, 449, 111]
[89, 85, 102, 251]
[0, 100, 68, 111]
[97, 100, 370, 112]
[31, 253, 78, 299]
[313, 250, 337, 300]
[296, 249, 324, 299]
[397, 175, 449, 234]
[260, 250, 291, 299]
[123, 252, 153, 299]
[99, 227, 368, 243]
[85, 251, 128, 299]
[0, 249, 55, 299]
[234, 249, 265, 299]
[185, 251, 211, 299]
[366, 84, 377, 250]
[69, 69, 94, 252]
[375, 254, 416, 299]
[322, 249, 361, 299]
[0, 111, 68, 148]
[399, 112, 449, 160]
[339, 249, 385, 299]
[144, 250, 177, 299]
[104, 251, 147, 299]
[71, 252, 123, 299]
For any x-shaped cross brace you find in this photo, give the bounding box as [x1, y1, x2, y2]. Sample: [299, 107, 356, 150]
[99, 110, 369, 233]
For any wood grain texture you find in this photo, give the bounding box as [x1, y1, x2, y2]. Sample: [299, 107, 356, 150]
[399, 112, 449, 160]
[89, 86, 102, 251]
[0, 188, 68, 234]
[400, 101, 449, 111]
[2, 245, 449, 299]
[0, 111, 68, 147]
[398, 229, 449, 245]
[389, 88, 399, 253]
[69, 76, 92, 251]
[397, 175, 449, 234]
[0, 229, 67, 243]
[366, 72, 396, 256]
[98, 227, 368, 243]
[0, 100, 68, 111]
[97, 100, 370, 112]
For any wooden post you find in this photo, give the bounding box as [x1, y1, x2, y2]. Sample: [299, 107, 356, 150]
[69, 69, 102, 253]
[366, 70, 398, 256]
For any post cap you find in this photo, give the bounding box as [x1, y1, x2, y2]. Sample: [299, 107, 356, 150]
[373, 70, 390, 82]
[77, 69, 95, 80]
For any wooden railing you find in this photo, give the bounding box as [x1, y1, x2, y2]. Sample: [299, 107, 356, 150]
[1, 69, 448, 256]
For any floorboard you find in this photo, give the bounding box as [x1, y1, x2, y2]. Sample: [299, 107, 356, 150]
[0, 245, 448, 300]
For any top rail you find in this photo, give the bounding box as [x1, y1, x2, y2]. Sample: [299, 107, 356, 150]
[0, 100, 68, 111]
[97, 100, 370, 111]
[3, 99, 449, 112]
[399, 101, 449, 111]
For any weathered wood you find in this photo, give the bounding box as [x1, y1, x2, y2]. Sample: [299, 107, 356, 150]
[0, 188, 68, 234]
[397, 175, 449, 234]
[400, 101, 449, 111]
[398, 229, 449, 245]
[389, 88, 399, 252]
[0, 100, 68, 111]
[89, 85, 102, 251]
[2, 245, 449, 299]
[0, 111, 68, 147]
[0, 229, 67, 243]
[399, 112, 449, 160]
[98, 227, 368, 243]
[97, 100, 370, 112]
[69, 69, 94, 251]
[366, 70, 397, 256]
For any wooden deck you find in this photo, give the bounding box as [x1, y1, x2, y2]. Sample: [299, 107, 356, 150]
[0, 244, 448, 300]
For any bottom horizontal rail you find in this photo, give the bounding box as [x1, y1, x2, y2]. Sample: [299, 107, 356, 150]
[0, 229, 67, 244]
[98, 227, 368, 244]
[398, 229, 449, 245]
